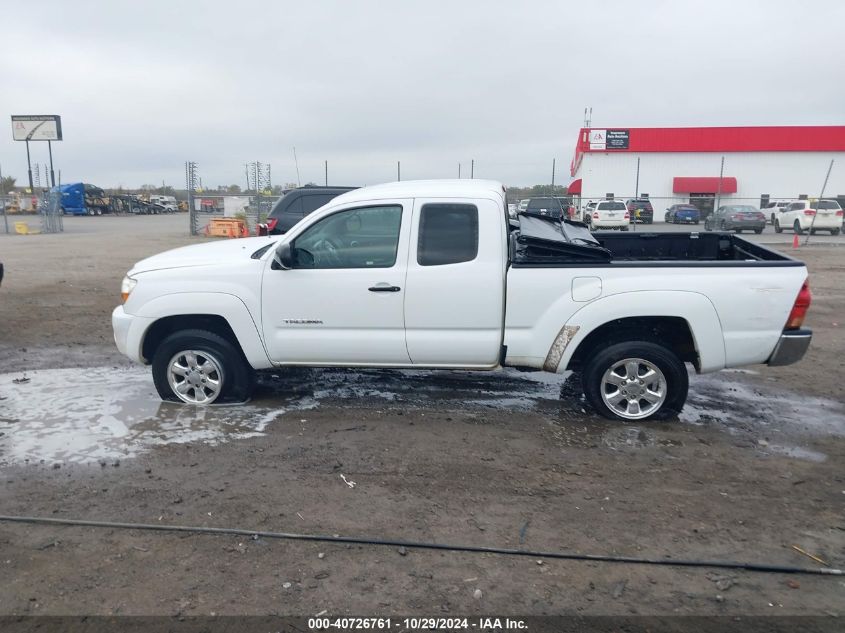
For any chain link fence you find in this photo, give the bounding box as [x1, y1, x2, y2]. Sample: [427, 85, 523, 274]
[189, 194, 281, 237]
[1, 191, 63, 234]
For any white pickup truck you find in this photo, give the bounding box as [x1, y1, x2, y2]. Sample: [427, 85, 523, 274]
[113, 180, 813, 421]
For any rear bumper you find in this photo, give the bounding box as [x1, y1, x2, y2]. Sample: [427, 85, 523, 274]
[767, 329, 812, 366]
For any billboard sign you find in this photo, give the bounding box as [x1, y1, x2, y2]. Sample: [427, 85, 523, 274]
[11, 115, 63, 141]
[588, 128, 629, 150]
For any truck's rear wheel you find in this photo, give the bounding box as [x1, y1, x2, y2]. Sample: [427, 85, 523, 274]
[152, 329, 254, 404]
[583, 341, 688, 421]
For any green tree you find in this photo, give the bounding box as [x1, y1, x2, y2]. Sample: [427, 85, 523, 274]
[1, 175, 16, 194]
[227, 184, 242, 193]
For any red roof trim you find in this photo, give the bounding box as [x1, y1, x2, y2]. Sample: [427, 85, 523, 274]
[571, 126, 845, 176]
[673, 177, 738, 194]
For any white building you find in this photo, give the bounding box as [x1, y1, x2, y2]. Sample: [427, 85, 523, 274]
[568, 126, 845, 219]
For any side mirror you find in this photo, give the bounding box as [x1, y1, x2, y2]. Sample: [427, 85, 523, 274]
[274, 242, 293, 270]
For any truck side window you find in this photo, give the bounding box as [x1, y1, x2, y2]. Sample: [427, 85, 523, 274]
[292, 205, 402, 269]
[417, 204, 479, 266]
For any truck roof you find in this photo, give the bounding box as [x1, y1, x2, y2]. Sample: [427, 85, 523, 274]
[331, 179, 506, 205]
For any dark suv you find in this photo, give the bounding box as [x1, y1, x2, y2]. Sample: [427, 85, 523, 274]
[524, 197, 571, 220]
[266, 186, 357, 235]
[625, 198, 654, 224]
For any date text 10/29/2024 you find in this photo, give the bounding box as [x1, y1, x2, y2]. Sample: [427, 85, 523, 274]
[308, 618, 528, 631]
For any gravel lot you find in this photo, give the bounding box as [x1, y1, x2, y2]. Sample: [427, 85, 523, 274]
[0, 214, 843, 617]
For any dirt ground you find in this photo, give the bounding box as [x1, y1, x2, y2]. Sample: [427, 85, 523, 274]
[0, 216, 843, 617]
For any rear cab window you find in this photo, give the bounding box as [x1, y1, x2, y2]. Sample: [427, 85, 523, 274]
[597, 201, 626, 210]
[417, 203, 479, 266]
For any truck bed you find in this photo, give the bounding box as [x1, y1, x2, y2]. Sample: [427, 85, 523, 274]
[511, 214, 801, 267]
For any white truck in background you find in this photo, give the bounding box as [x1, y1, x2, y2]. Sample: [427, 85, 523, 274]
[113, 180, 812, 421]
[149, 195, 178, 213]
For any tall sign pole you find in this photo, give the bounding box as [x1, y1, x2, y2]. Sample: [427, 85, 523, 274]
[25, 140, 34, 191]
[48, 140, 56, 187]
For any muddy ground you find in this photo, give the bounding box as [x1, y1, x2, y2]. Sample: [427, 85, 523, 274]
[0, 215, 843, 617]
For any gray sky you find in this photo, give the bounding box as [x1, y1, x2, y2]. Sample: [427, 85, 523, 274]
[2, 0, 843, 189]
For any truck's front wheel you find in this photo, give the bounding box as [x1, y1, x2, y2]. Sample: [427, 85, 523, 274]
[152, 329, 255, 404]
[583, 342, 688, 421]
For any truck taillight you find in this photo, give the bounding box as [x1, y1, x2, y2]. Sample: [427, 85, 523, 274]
[785, 280, 812, 330]
[266, 218, 278, 231]
[836, 210, 844, 217]
[593, 212, 599, 219]
[803, 210, 816, 216]
[624, 211, 630, 219]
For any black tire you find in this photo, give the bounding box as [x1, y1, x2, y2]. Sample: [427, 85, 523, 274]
[152, 329, 255, 404]
[704, 219, 712, 231]
[793, 220, 803, 235]
[774, 219, 783, 233]
[831, 228, 841, 236]
[754, 228, 763, 234]
[719, 220, 726, 231]
[582, 341, 689, 422]
[621, 225, 629, 232]
[665, 213, 671, 223]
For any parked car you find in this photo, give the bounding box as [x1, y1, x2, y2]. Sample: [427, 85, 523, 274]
[773, 200, 842, 235]
[664, 204, 701, 225]
[265, 186, 357, 235]
[517, 199, 530, 213]
[763, 200, 790, 225]
[524, 197, 568, 220]
[625, 198, 654, 224]
[589, 200, 630, 230]
[705, 205, 766, 234]
[113, 179, 812, 422]
[581, 201, 597, 223]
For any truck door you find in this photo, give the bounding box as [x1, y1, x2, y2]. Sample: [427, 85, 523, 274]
[261, 200, 412, 365]
[403, 198, 506, 366]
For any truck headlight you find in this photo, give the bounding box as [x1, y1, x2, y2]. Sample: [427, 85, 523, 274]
[121, 275, 137, 302]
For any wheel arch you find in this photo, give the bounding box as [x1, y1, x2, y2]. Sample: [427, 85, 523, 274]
[134, 293, 272, 369]
[550, 291, 726, 374]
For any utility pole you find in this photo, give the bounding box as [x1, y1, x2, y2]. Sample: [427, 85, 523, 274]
[551, 158, 556, 190]
[714, 155, 725, 219]
[471, 159, 474, 179]
[325, 160, 328, 186]
[633, 156, 640, 232]
[293, 147, 301, 187]
[458, 163, 461, 179]
[397, 161, 401, 182]
[805, 159, 834, 245]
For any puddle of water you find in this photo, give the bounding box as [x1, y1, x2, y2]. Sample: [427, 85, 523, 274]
[0, 367, 316, 466]
[1, 364, 842, 467]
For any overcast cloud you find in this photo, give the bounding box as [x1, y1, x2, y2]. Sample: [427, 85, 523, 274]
[1, 0, 843, 189]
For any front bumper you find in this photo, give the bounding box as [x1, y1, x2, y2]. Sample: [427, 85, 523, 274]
[767, 329, 812, 366]
[112, 305, 153, 364]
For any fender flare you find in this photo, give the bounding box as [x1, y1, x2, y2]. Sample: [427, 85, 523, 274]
[134, 292, 272, 369]
[546, 290, 726, 373]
